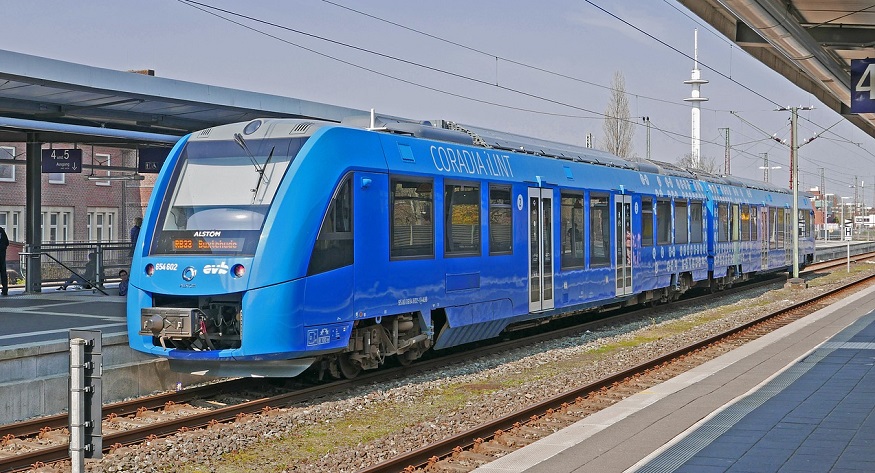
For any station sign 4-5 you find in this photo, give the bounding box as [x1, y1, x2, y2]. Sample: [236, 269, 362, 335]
[851, 59, 875, 114]
[41, 148, 83, 173]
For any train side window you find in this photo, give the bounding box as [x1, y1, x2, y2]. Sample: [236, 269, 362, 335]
[782, 208, 789, 248]
[770, 207, 778, 249]
[589, 193, 610, 267]
[718, 203, 729, 242]
[561, 192, 585, 269]
[675, 200, 688, 244]
[731, 204, 741, 241]
[799, 209, 810, 238]
[391, 178, 434, 259]
[807, 210, 813, 238]
[750, 207, 758, 240]
[489, 185, 513, 255]
[307, 176, 353, 275]
[656, 198, 672, 245]
[741, 205, 751, 241]
[776, 208, 786, 248]
[445, 182, 481, 256]
[641, 197, 654, 247]
[690, 201, 703, 243]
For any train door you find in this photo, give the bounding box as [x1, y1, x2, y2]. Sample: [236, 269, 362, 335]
[528, 188, 554, 312]
[760, 206, 769, 269]
[615, 195, 633, 296]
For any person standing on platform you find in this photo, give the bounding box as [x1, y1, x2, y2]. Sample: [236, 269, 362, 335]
[0, 226, 8, 296]
[130, 217, 142, 256]
[118, 269, 129, 296]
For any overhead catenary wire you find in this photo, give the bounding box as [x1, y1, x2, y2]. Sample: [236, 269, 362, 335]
[175, 0, 749, 153]
[176, 0, 608, 120]
[319, 0, 699, 111]
[583, 0, 781, 108]
[173, 0, 874, 185]
[176, 0, 773, 122]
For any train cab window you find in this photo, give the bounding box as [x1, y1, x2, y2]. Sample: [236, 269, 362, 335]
[741, 205, 751, 241]
[308, 176, 353, 275]
[641, 197, 654, 247]
[445, 182, 481, 256]
[690, 201, 704, 243]
[589, 193, 610, 267]
[731, 204, 741, 241]
[675, 200, 689, 244]
[391, 178, 434, 259]
[561, 193, 585, 269]
[718, 203, 729, 242]
[489, 185, 513, 255]
[656, 199, 672, 245]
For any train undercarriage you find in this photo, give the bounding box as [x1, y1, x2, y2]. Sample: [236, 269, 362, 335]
[141, 265, 781, 379]
[320, 313, 432, 379]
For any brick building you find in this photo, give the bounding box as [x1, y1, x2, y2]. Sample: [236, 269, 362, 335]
[0, 142, 154, 246]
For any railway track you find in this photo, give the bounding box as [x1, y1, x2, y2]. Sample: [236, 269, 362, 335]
[2, 254, 874, 472]
[356, 266, 875, 472]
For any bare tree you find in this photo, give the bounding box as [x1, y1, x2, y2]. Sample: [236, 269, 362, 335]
[601, 71, 635, 159]
[676, 153, 720, 174]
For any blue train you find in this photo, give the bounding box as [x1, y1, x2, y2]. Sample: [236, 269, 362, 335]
[128, 116, 815, 377]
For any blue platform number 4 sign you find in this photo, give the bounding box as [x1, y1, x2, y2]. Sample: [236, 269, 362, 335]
[851, 59, 875, 114]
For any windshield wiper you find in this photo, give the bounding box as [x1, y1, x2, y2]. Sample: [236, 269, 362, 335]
[234, 132, 262, 171]
[251, 146, 275, 204]
[234, 132, 275, 203]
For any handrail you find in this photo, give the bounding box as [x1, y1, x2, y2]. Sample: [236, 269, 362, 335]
[40, 251, 108, 295]
[17, 242, 132, 294]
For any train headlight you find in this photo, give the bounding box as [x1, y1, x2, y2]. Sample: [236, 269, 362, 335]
[145, 263, 155, 277]
[232, 264, 246, 278]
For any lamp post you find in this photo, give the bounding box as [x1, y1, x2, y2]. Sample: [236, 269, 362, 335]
[758, 153, 781, 183]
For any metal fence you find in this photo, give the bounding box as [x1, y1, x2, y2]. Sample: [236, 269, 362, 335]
[19, 241, 133, 288]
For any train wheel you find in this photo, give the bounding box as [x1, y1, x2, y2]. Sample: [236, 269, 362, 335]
[396, 353, 414, 366]
[337, 353, 362, 379]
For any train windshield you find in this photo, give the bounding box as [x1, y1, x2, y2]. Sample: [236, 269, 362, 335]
[150, 137, 307, 255]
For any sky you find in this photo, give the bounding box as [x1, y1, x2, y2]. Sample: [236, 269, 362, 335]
[2, 0, 874, 204]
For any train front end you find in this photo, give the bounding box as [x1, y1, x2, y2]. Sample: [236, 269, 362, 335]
[127, 119, 337, 377]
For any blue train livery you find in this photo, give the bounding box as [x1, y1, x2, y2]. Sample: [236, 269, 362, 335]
[128, 116, 815, 377]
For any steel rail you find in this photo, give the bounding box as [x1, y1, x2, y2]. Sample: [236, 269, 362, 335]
[355, 272, 875, 473]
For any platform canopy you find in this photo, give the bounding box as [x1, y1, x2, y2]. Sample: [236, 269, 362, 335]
[681, 0, 875, 139]
[0, 48, 373, 294]
[0, 48, 365, 145]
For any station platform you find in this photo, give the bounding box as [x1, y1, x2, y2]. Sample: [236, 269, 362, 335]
[475, 282, 875, 472]
[0, 285, 197, 424]
[0, 285, 127, 347]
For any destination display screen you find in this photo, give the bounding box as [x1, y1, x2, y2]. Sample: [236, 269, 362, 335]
[151, 230, 257, 255]
[172, 237, 245, 252]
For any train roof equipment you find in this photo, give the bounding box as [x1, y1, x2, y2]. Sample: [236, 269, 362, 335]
[339, 112, 794, 195]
